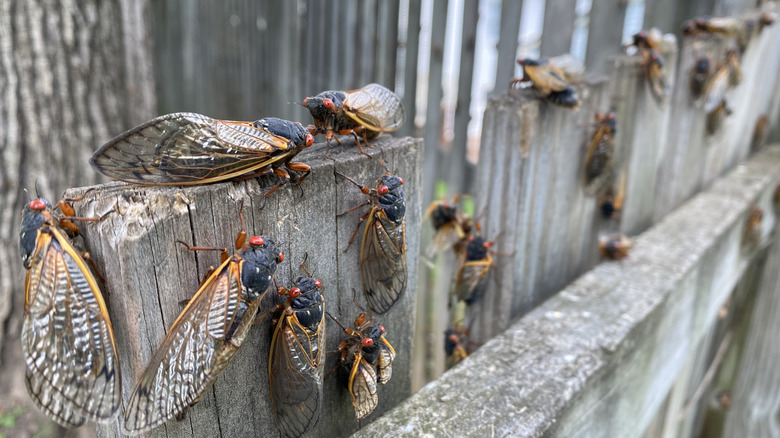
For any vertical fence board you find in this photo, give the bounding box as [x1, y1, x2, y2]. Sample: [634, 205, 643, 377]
[399, 0, 423, 138]
[375, 0, 400, 87]
[540, 0, 578, 58]
[494, 0, 524, 91]
[585, 0, 628, 73]
[446, 0, 480, 195]
[72, 137, 420, 438]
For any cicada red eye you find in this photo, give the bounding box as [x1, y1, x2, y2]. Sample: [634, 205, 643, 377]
[468, 235, 475, 242]
[378, 325, 385, 333]
[323, 98, 334, 109]
[303, 97, 309, 106]
[30, 199, 46, 210]
[398, 177, 404, 185]
[483, 241, 493, 249]
[362, 338, 374, 347]
[289, 287, 301, 298]
[378, 185, 389, 195]
[249, 236, 265, 246]
[278, 252, 285, 263]
[314, 279, 322, 288]
[306, 134, 314, 146]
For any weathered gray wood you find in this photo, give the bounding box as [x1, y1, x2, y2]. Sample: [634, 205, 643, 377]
[375, 0, 400, 88]
[353, 145, 780, 438]
[643, 0, 683, 34]
[585, 0, 627, 73]
[63, 137, 421, 437]
[540, 0, 578, 58]
[398, 0, 422, 139]
[445, 0, 479, 195]
[469, 76, 610, 344]
[493, 0, 524, 92]
[0, 0, 155, 435]
[723, 213, 780, 436]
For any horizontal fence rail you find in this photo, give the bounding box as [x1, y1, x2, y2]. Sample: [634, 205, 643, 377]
[354, 145, 780, 438]
[65, 137, 421, 438]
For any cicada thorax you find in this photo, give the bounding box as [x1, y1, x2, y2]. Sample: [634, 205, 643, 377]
[454, 235, 494, 305]
[269, 274, 325, 438]
[121, 235, 283, 435]
[19, 197, 122, 428]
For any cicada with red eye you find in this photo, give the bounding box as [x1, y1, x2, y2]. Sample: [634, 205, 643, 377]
[511, 58, 580, 109]
[584, 113, 617, 196]
[599, 234, 633, 260]
[454, 235, 495, 305]
[19, 197, 122, 428]
[336, 312, 396, 420]
[302, 83, 405, 155]
[121, 233, 284, 435]
[338, 172, 407, 314]
[90, 113, 314, 197]
[268, 257, 325, 438]
[444, 326, 471, 370]
[689, 56, 712, 100]
[424, 195, 471, 255]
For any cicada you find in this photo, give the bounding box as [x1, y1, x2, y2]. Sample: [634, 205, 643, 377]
[454, 235, 495, 305]
[584, 112, 617, 196]
[643, 49, 669, 104]
[511, 58, 580, 109]
[121, 233, 284, 435]
[90, 113, 314, 196]
[424, 195, 471, 255]
[725, 49, 742, 86]
[302, 83, 405, 155]
[19, 197, 121, 428]
[336, 312, 396, 420]
[625, 29, 662, 51]
[707, 99, 732, 135]
[751, 115, 769, 151]
[689, 56, 712, 100]
[444, 326, 471, 370]
[268, 258, 325, 438]
[599, 235, 633, 260]
[599, 169, 626, 220]
[339, 172, 407, 314]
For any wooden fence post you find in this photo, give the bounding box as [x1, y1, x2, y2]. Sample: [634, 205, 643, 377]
[65, 137, 421, 438]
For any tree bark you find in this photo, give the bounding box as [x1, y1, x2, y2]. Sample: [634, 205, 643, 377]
[0, 0, 155, 434]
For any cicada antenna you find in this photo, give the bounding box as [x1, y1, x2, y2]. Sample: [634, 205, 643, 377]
[326, 311, 349, 331]
[299, 252, 312, 277]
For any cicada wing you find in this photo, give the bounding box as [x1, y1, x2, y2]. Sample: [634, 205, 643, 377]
[454, 257, 493, 305]
[584, 129, 615, 195]
[90, 112, 291, 185]
[122, 258, 260, 435]
[22, 228, 121, 427]
[348, 355, 379, 420]
[376, 337, 396, 384]
[524, 64, 570, 94]
[703, 66, 730, 113]
[269, 313, 325, 437]
[343, 84, 405, 132]
[360, 210, 407, 314]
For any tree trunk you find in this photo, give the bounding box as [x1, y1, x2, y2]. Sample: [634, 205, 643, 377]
[0, 0, 155, 434]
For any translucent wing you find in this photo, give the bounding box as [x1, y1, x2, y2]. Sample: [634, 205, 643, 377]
[455, 257, 493, 305]
[360, 209, 407, 314]
[122, 258, 261, 435]
[348, 355, 378, 420]
[90, 112, 292, 185]
[376, 338, 396, 384]
[704, 66, 730, 112]
[22, 228, 121, 427]
[431, 223, 466, 255]
[524, 64, 570, 93]
[343, 84, 405, 132]
[269, 312, 325, 437]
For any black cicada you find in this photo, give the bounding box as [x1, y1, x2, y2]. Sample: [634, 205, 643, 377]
[599, 234, 633, 260]
[511, 58, 581, 109]
[19, 197, 122, 428]
[444, 326, 471, 370]
[424, 196, 471, 255]
[454, 235, 495, 305]
[121, 233, 284, 435]
[303, 83, 405, 155]
[584, 112, 617, 196]
[90, 113, 314, 196]
[339, 172, 407, 314]
[268, 258, 325, 438]
[336, 312, 396, 420]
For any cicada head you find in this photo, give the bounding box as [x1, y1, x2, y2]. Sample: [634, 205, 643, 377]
[376, 175, 406, 224]
[289, 276, 324, 329]
[303, 91, 347, 121]
[255, 118, 314, 152]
